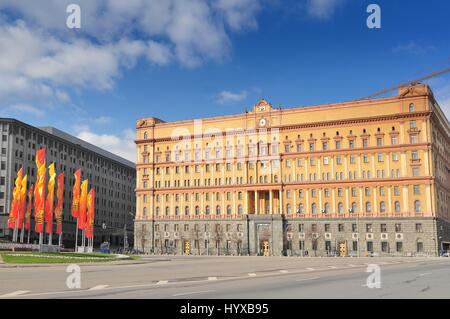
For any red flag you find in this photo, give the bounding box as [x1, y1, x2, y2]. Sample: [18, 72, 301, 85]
[25, 184, 34, 230]
[45, 163, 56, 234]
[55, 172, 64, 235]
[78, 179, 88, 230]
[17, 175, 27, 228]
[86, 188, 96, 239]
[7, 167, 22, 229]
[71, 169, 81, 218]
[34, 148, 46, 233]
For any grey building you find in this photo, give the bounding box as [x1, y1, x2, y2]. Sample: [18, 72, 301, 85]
[0, 118, 136, 247]
[135, 216, 442, 257]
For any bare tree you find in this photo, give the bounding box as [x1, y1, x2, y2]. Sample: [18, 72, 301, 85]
[134, 224, 149, 253]
[155, 229, 166, 254]
[190, 225, 202, 255]
[304, 224, 323, 257]
[230, 231, 242, 256]
[212, 224, 225, 256]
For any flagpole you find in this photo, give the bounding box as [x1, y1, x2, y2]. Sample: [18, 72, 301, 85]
[20, 220, 25, 243]
[27, 228, 30, 244]
[75, 219, 79, 252]
[58, 233, 62, 247]
[48, 232, 52, 246]
[13, 219, 18, 242]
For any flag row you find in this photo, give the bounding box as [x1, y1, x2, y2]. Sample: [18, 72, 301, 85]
[7, 148, 96, 240]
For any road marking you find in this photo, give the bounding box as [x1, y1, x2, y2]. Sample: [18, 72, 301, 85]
[296, 277, 320, 282]
[279, 270, 289, 273]
[0, 290, 31, 298]
[173, 290, 215, 297]
[418, 272, 432, 277]
[348, 264, 358, 267]
[306, 267, 315, 271]
[89, 285, 109, 291]
[248, 273, 257, 277]
[328, 266, 338, 269]
[208, 277, 217, 281]
[156, 280, 168, 285]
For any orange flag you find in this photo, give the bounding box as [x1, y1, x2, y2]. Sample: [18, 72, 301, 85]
[45, 163, 56, 234]
[78, 179, 89, 230]
[25, 184, 34, 230]
[34, 148, 46, 233]
[71, 169, 81, 218]
[7, 167, 22, 229]
[17, 175, 27, 228]
[55, 172, 65, 235]
[86, 188, 96, 239]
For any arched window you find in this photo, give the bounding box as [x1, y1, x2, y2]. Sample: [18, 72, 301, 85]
[338, 202, 344, 214]
[227, 205, 232, 215]
[409, 103, 415, 112]
[324, 202, 330, 214]
[298, 203, 304, 214]
[165, 206, 169, 216]
[216, 205, 221, 215]
[143, 131, 148, 139]
[351, 202, 357, 213]
[395, 201, 401, 212]
[379, 201, 386, 213]
[365, 202, 372, 213]
[156, 207, 160, 216]
[238, 204, 243, 215]
[205, 205, 210, 215]
[286, 204, 291, 214]
[143, 207, 147, 217]
[175, 206, 179, 216]
[414, 200, 421, 213]
[311, 203, 317, 214]
[195, 206, 200, 215]
[184, 206, 189, 216]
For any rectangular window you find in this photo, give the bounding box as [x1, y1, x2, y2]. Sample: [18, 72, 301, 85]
[415, 223, 423, 233]
[298, 224, 304, 232]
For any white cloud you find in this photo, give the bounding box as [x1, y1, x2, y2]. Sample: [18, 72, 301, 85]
[215, 90, 248, 104]
[93, 116, 113, 125]
[2, 103, 45, 118]
[213, 0, 261, 31]
[392, 41, 437, 55]
[306, 0, 343, 19]
[76, 128, 136, 162]
[0, 1, 263, 112]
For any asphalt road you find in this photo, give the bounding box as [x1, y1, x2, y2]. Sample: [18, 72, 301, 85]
[0, 256, 449, 299]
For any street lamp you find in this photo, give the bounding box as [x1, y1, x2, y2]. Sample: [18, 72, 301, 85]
[123, 212, 135, 251]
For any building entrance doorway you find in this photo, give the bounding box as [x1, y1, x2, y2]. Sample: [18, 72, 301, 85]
[339, 242, 347, 257]
[262, 240, 270, 256]
[183, 240, 190, 255]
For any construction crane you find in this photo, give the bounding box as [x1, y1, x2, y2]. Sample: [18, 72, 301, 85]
[357, 67, 450, 100]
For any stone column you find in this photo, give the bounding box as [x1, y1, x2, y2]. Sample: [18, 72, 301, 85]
[270, 190, 273, 214]
[255, 191, 259, 215]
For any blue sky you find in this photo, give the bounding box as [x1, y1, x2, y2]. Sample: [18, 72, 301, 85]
[0, 0, 449, 161]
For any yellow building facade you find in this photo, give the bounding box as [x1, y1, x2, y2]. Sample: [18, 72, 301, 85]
[134, 84, 450, 257]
